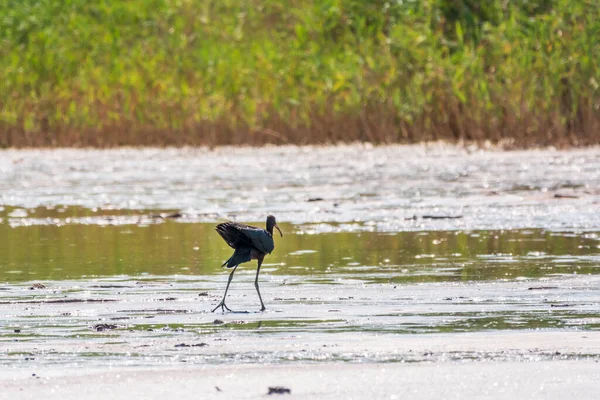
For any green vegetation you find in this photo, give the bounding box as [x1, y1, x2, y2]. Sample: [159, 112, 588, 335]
[0, 0, 599, 147]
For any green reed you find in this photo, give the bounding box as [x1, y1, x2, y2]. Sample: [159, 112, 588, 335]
[0, 0, 598, 147]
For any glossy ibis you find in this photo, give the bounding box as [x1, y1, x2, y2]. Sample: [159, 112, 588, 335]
[212, 215, 283, 312]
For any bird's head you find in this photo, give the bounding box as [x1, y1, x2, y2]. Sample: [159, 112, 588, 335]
[266, 215, 283, 237]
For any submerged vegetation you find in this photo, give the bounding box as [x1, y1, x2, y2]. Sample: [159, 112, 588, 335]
[0, 0, 599, 147]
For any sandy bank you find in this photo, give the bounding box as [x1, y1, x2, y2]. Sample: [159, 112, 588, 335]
[2, 359, 599, 400]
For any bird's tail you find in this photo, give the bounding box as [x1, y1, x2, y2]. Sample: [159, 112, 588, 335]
[221, 247, 252, 268]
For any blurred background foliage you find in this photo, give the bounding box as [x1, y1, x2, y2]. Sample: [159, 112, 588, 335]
[0, 0, 598, 146]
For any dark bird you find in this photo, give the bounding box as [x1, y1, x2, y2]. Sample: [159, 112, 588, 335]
[212, 215, 283, 312]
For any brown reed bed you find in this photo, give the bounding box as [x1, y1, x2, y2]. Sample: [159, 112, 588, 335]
[1, 98, 598, 148]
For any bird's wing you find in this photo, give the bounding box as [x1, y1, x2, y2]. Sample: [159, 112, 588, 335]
[242, 227, 275, 254]
[216, 221, 275, 253]
[216, 221, 253, 248]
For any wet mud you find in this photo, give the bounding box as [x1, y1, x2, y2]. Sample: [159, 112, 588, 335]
[0, 145, 599, 374]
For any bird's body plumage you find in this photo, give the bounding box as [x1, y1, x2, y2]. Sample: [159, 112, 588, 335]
[216, 221, 275, 261]
[212, 215, 282, 312]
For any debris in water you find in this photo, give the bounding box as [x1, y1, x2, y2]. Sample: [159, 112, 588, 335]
[268, 386, 291, 395]
[92, 323, 118, 331]
[135, 281, 167, 286]
[422, 215, 463, 219]
[405, 215, 463, 220]
[89, 285, 131, 289]
[28, 283, 46, 290]
[213, 319, 225, 325]
[151, 212, 184, 219]
[164, 212, 183, 219]
[174, 343, 208, 348]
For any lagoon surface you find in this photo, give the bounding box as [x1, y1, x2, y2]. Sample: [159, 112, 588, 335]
[1, 144, 600, 398]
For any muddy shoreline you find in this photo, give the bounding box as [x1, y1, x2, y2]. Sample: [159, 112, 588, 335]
[1, 144, 599, 231]
[2, 358, 600, 399]
[1, 145, 599, 398]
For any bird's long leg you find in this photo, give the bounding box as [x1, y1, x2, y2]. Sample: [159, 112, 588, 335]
[255, 257, 266, 311]
[212, 265, 237, 312]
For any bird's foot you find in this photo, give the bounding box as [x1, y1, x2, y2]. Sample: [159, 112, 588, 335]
[212, 301, 233, 313]
[260, 305, 266, 312]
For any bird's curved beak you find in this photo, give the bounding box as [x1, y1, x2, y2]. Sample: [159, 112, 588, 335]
[275, 224, 283, 237]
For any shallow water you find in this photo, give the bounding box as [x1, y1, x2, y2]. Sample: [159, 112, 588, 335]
[1, 220, 599, 282]
[1, 145, 600, 370]
[1, 222, 600, 368]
